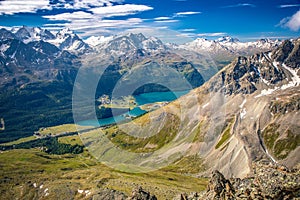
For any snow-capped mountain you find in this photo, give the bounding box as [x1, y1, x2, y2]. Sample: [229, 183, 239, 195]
[178, 36, 281, 56]
[10, 27, 90, 53]
[215, 36, 240, 43]
[48, 28, 90, 53]
[84, 35, 114, 47]
[12, 26, 55, 43]
[0, 28, 18, 40]
[94, 33, 166, 57]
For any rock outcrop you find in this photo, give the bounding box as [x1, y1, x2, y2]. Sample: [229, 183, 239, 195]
[92, 187, 157, 200]
[130, 186, 158, 200]
[191, 161, 300, 199]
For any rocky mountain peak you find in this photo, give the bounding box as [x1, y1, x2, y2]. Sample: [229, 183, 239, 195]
[216, 36, 240, 43]
[14, 26, 55, 43]
[207, 38, 300, 95]
[0, 28, 17, 40]
[271, 39, 300, 69]
[179, 36, 281, 58]
[96, 32, 166, 57]
[47, 28, 90, 53]
[127, 32, 147, 42]
[56, 28, 76, 38]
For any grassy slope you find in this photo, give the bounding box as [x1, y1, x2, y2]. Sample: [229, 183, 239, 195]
[0, 148, 207, 199]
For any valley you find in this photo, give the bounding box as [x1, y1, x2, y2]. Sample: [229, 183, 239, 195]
[0, 25, 299, 199]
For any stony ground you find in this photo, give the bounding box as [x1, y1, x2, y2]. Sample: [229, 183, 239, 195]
[176, 160, 300, 200]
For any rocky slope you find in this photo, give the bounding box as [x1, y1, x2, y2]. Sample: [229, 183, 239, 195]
[178, 161, 300, 199]
[189, 38, 300, 177]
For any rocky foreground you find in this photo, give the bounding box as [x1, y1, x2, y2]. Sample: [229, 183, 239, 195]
[179, 161, 300, 200]
[92, 186, 157, 200]
[92, 161, 300, 200]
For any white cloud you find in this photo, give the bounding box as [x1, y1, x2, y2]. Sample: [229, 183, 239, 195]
[155, 20, 179, 23]
[222, 3, 255, 8]
[197, 32, 227, 37]
[181, 29, 196, 32]
[72, 0, 123, 9]
[0, 0, 50, 15]
[154, 17, 172, 20]
[279, 4, 300, 8]
[89, 4, 153, 17]
[43, 18, 145, 37]
[44, 11, 94, 21]
[279, 10, 300, 31]
[73, 18, 144, 30]
[52, 0, 124, 9]
[175, 11, 201, 16]
[176, 33, 196, 38]
[41, 3, 153, 37]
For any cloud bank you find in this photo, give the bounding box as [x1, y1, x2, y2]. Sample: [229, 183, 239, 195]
[0, 0, 50, 15]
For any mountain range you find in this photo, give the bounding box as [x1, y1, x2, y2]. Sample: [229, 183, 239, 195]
[0, 26, 299, 199]
[178, 36, 281, 56]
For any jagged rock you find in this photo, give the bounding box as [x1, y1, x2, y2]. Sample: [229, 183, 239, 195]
[129, 187, 157, 200]
[173, 192, 200, 200]
[197, 162, 300, 200]
[93, 187, 158, 200]
[93, 188, 128, 200]
[206, 170, 235, 200]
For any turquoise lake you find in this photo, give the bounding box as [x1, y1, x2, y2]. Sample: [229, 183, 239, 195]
[77, 90, 189, 127]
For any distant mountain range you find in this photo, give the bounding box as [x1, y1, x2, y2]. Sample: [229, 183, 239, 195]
[177, 36, 281, 57]
[2, 26, 282, 56]
[0, 26, 283, 89]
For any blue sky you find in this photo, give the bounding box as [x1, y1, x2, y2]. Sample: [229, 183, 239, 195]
[0, 0, 299, 43]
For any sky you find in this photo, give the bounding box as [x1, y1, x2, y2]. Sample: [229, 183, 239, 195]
[0, 0, 299, 43]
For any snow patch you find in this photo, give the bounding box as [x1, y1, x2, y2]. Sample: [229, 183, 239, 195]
[78, 189, 91, 196]
[266, 149, 277, 163]
[255, 63, 300, 98]
[85, 35, 113, 47]
[240, 108, 247, 119]
[282, 63, 300, 86]
[255, 87, 279, 98]
[261, 78, 271, 85]
[202, 102, 209, 108]
[0, 44, 9, 52]
[239, 99, 247, 108]
[272, 61, 280, 71]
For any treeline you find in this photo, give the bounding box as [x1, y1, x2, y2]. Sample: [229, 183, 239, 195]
[0, 137, 84, 155]
[0, 81, 74, 143]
